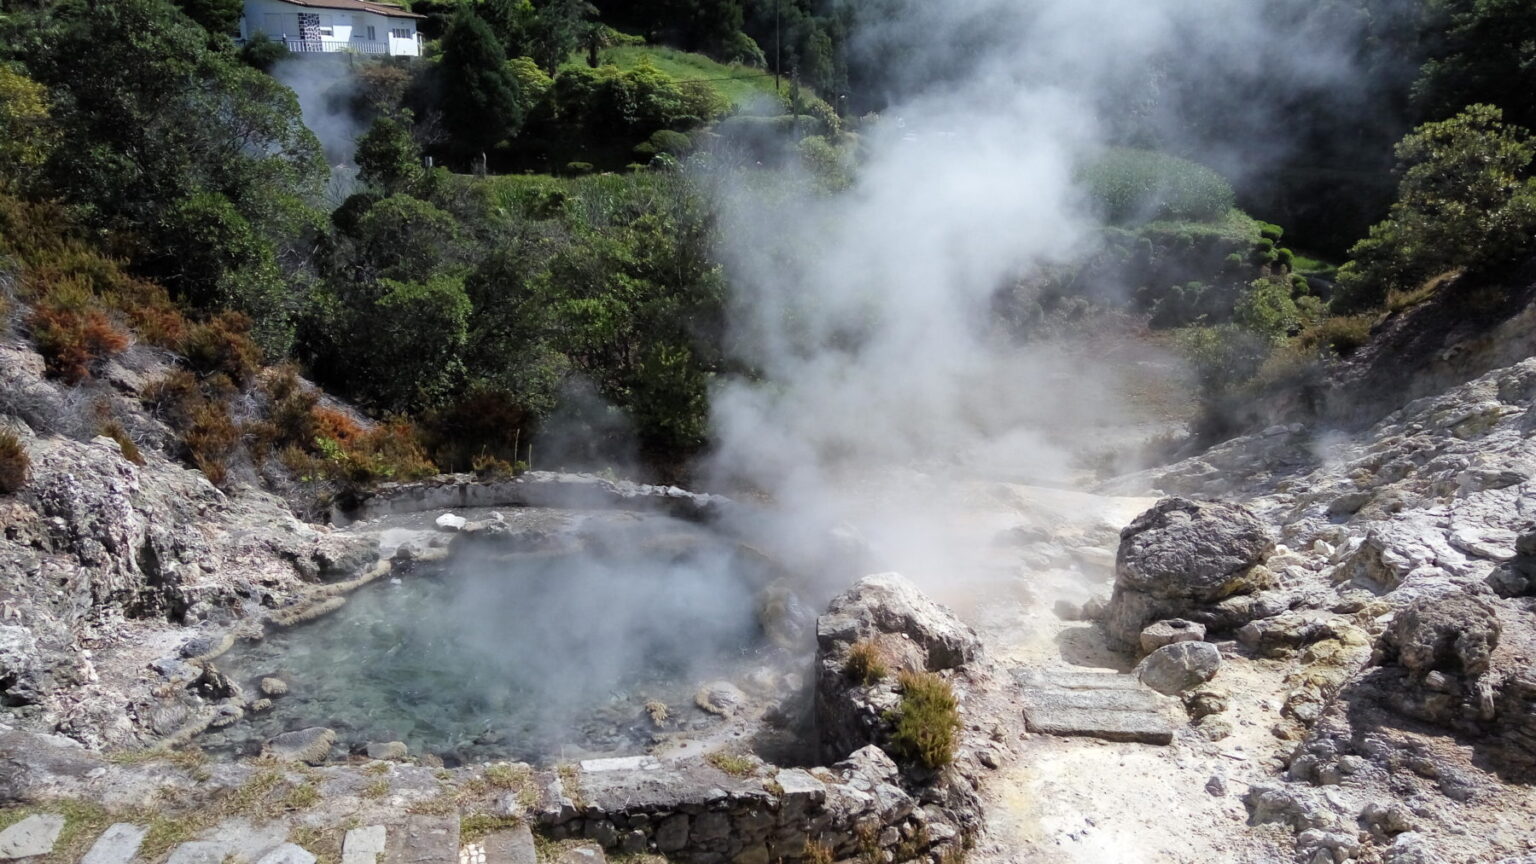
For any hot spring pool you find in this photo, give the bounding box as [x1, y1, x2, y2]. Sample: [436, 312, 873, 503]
[201, 514, 803, 764]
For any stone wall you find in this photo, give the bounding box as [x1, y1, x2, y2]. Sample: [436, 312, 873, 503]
[533, 748, 962, 863]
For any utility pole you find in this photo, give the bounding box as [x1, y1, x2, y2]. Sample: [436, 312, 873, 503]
[774, 0, 781, 93]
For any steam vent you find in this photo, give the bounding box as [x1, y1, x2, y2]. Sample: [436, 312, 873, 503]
[5, 0, 1536, 861]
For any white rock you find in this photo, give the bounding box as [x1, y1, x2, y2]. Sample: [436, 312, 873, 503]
[256, 843, 317, 864]
[435, 513, 468, 531]
[81, 823, 148, 864]
[342, 826, 388, 864]
[0, 814, 65, 859]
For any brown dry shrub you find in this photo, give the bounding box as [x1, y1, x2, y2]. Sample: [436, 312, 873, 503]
[185, 401, 239, 488]
[141, 368, 205, 426]
[0, 428, 28, 494]
[100, 420, 144, 465]
[312, 406, 365, 445]
[327, 419, 437, 487]
[181, 312, 261, 385]
[28, 278, 130, 383]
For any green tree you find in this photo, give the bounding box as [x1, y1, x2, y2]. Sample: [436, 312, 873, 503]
[0, 65, 56, 186]
[355, 113, 421, 194]
[338, 275, 472, 410]
[350, 194, 463, 283]
[173, 0, 242, 34]
[483, 0, 536, 56]
[440, 9, 523, 158]
[11, 0, 324, 355]
[527, 0, 595, 74]
[1415, 0, 1536, 131]
[1335, 104, 1536, 311]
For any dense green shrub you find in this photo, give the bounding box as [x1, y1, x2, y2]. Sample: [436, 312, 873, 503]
[1079, 148, 1235, 225]
[1335, 105, 1536, 312]
[355, 114, 422, 195]
[1233, 278, 1302, 342]
[887, 670, 960, 771]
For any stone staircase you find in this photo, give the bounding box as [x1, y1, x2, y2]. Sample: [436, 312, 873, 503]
[0, 815, 580, 864]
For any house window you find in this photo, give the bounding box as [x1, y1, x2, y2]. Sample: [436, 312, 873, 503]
[317, 14, 334, 37]
[390, 28, 411, 39]
[366, 26, 377, 41]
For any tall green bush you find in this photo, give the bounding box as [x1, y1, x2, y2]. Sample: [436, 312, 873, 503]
[1334, 105, 1536, 312]
[1079, 148, 1235, 225]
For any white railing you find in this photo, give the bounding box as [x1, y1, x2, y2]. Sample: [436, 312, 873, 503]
[283, 38, 389, 55]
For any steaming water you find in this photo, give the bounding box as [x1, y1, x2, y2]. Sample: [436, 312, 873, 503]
[205, 516, 787, 764]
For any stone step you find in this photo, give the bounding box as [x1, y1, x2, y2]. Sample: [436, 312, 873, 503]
[1020, 686, 1165, 713]
[386, 815, 461, 864]
[1023, 705, 1175, 745]
[1015, 666, 1176, 745]
[475, 826, 537, 864]
[1012, 668, 1144, 690]
[80, 823, 147, 864]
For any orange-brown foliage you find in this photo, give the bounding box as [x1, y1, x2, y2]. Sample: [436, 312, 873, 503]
[28, 279, 130, 383]
[181, 311, 261, 385]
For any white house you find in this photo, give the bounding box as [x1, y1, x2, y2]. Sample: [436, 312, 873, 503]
[240, 0, 425, 57]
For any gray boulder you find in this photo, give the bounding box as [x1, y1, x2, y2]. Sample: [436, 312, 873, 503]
[261, 727, 336, 764]
[817, 572, 981, 670]
[1136, 641, 1222, 695]
[814, 572, 979, 764]
[1139, 618, 1205, 655]
[1380, 594, 1501, 681]
[1104, 498, 1274, 650]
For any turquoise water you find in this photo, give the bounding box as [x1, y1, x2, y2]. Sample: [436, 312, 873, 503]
[206, 518, 780, 764]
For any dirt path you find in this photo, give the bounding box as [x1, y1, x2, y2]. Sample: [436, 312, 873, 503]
[924, 481, 1295, 864]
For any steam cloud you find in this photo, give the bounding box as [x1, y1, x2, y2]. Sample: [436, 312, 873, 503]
[705, 0, 1394, 589]
[273, 57, 365, 196]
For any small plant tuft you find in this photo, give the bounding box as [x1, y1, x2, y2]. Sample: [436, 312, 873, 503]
[845, 639, 888, 685]
[0, 428, 28, 494]
[706, 751, 755, 777]
[100, 420, 144, 465]
[887, 670, 961, 772]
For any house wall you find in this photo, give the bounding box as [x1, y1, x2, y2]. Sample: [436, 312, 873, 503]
[240, 0, 420, 56]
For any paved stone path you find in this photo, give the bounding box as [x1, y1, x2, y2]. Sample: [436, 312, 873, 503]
[0, 809, 609, 864]
[1014, 667, 1176, 745]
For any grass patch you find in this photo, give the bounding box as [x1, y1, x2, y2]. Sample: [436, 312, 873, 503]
[804, 841, 836, 864]
[845, 639, 888, 685]
[289, 825, 342, 864]
[362, 762, 391, 776]
[886, 670, 961, 772]
[706, 752, 755, 777]
[282, 783, 321, 811]
[360, 779, 389, 800]
[459, 813, 523, 842]
[483, 762, 532, 790]
[556, 764, 585, 809]
[589, 46, 779, 110]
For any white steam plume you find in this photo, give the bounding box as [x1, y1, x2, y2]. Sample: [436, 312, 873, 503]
[706, 0, 1395, 588]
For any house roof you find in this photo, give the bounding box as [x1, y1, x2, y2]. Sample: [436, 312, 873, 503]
[270, 0, 426, 19]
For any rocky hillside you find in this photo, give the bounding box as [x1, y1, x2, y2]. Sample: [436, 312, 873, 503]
[0, 337, 384, 749]
[1103, 353, 1536, 862]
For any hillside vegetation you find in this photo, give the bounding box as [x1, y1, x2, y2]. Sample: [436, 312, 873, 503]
[0, 0, 1533, 502]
